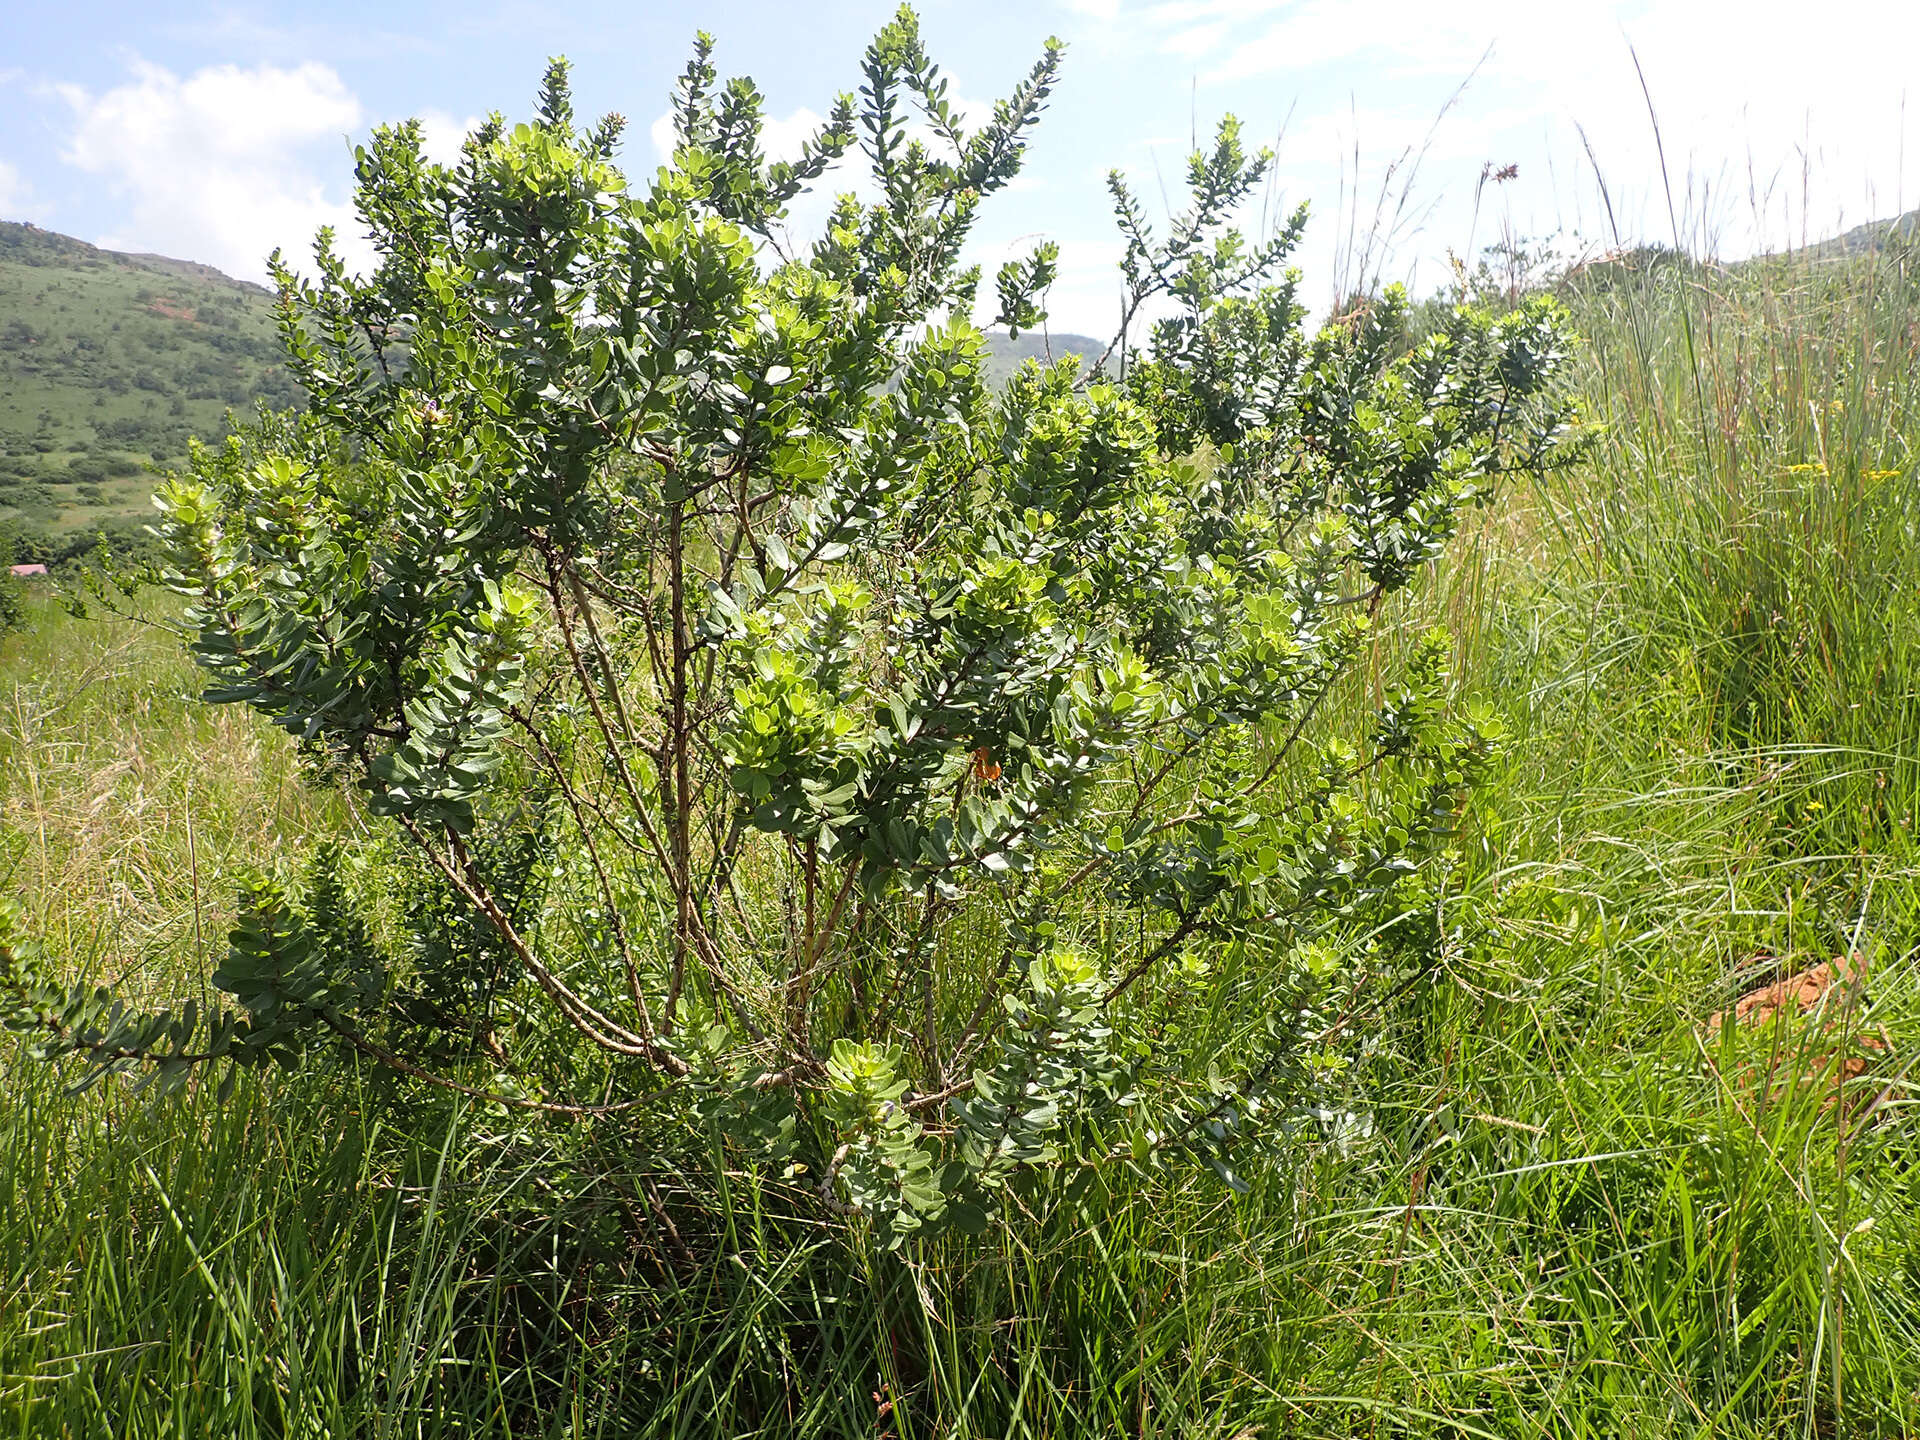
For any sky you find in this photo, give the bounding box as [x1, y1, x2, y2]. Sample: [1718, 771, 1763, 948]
[3, 0, 1917, 339]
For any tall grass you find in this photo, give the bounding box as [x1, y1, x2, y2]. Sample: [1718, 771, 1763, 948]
[3, 238, 1919, 1436]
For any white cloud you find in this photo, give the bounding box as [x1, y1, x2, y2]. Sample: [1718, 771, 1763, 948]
[1162, 22, 1227, 58]
[1089, 0, 1920, 273]
[649, 111, 677, 164]
[59, 59, 365, 282]
[764, 107, 833, 165]
[650, 105, 832, 166]
[1031, 235, 1126, 341]
[417, 110, 483, 168]
[0, 159, 44, 220]
[1194, 0, 1522, 85]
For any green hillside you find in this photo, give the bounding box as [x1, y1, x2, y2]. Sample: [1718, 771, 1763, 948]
[0, 221, 299, 543]
[0, 218, 1102, 554]
[1799, 205, 1920, 260]
[980, 326, 1102, 382]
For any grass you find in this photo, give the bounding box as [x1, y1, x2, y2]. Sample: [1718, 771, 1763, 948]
[2, 236, 1919, 1437]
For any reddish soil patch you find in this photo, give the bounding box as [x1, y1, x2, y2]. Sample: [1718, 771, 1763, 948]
[148, 300, 198, 322]
[1712, 952, 1870, 1029]
[1706, 952, 1888, 1087]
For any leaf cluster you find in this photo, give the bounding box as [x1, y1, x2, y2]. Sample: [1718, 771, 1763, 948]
[10, 9, 1579, 1243]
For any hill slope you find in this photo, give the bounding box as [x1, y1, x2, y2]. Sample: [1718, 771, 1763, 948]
[0, 221, 300, 541]
[1782, 207, 1920, 262]
[980, 327, 1103, 383]
[0, 219, 1106, 551]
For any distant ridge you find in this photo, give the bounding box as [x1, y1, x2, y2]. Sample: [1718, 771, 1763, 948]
[981, 328, 1104, 383]
[1789, 208, 1920, 261]
[0, 220, 269, 293]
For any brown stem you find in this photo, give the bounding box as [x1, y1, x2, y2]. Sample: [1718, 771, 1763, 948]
[1100, 908, 1208, 1008]
[666, 483, 696, 1029]
[397, 814, 683, 1072]
[517, 716, 661, 1041]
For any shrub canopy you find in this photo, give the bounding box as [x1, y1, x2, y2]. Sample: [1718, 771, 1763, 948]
[0, 9, 1576, 1241]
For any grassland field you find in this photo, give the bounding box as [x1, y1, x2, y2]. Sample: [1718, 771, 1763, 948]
[1, 235, 1919, 1436]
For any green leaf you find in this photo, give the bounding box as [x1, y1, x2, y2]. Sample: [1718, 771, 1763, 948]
[947, 1201, 988, 1237]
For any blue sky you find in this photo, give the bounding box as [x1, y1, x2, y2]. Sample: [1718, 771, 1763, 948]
[3, 0, 1915, 337]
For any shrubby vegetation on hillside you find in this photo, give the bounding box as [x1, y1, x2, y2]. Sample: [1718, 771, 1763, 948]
[0, 535, 24, 638]
[0, 220, 302, 543]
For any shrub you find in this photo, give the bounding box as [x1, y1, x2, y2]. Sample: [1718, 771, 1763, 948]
[1, 10, 1575, 1241]
[96, 417, 153, 445]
